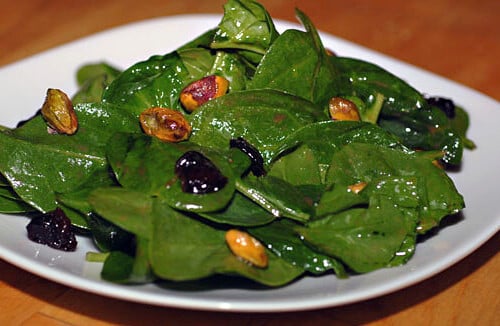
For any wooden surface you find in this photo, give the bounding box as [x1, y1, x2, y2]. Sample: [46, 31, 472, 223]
[0, 0, 498, 325]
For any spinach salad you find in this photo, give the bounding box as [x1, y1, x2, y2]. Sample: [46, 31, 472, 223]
[0, 0, 474, 287]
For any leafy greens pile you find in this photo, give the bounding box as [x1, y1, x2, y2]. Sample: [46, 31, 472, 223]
[0, 0, 473, 286]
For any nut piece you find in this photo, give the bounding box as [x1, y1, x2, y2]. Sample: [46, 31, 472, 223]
[225, 229, 268, 268]
[180, 75, 229, 112]
[41, 88, 78, 135]
[329, 97, 361, 121]
[348, 181, 367, 194]
[139, 107, 191, 142]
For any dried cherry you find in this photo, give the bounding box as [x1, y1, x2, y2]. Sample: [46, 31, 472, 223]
[175, 151, 228, 194]
[426, 96, 456, 118]
[26, 207, 77, 251]
[230, 137, 266, 176]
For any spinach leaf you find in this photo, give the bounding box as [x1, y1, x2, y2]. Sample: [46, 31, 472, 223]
[297, 197, 418, 273]
[86, 212, 135, 253]
[235, 175, 315, 222]
[0, 191, 35, 213]
[189, 89, 324, 164]
[323, 142, 464, 232]
[178, 48, 248, 91]
[199, 191, 275, 226]
[249, 9, 339, 106]
[0, 102, 138, 213]
[88, 187, 153, 240]
[211, 0, 279, 65]
[268, 120, 407, 184]
[102, 52, 190, 115]
[450, 105, 476, 150]
[249, 219, 347, 277]
[333, 56, 468, 165]
[177, 28, 217, 51]
[56, 168, 118, 218]
[106, 133, 238, 213]
[101, 236, 154, 284]
[149, 200, 303, 286]
[72, 62, 121, 104]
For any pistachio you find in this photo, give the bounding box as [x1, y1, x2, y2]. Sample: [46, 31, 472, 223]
[180, 75, 229, 112]
[348, 181, 367, 194]
[225, 229, 268, 268]
[139, 107, 191, 142]
[329, 97, 361, 121]
[41, 88, 78, 135]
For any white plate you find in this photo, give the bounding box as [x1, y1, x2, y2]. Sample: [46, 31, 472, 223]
[0, 14, 498, 312]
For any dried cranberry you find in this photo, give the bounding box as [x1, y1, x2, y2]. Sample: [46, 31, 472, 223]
[426, 96, 456, 118]
[230, 137, 266, 176]
[175, 151, 228, 194]
[26, 208, 77, 251]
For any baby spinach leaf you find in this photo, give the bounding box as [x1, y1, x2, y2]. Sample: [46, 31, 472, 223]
[211, 0, 279, 65]
[88, 187, 153, 240]
[102, 52, 190, 115]
[268, 145, 322, 186]
[249, 219, 347, 277]
[177, 28, 217, 51]
[324, 143, 464, 232]
[199, 191, 275, 226]
[101, 236, 153, 284]
[106, 133, 183, 195]
[0, 102, 137, 213]
[72, 62, 121, 104]
[236, 175, 314, 222]
[178, 48, 248, 92]
[0, 194, 35, 213]
[297, 197, 418, 273]
[56, 168, 118, 218]
[149, 200, 303, 286]
[333, 56, 467, 165]
[268, 120, 407, 184]
[249, 9, 339, 106]
[86, 212, 135, 253]
[189, 89, 323, 164]
[107, 133, 238, 213]
[450, 105, 476, 150]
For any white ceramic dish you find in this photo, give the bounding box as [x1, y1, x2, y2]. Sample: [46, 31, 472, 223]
[0, 15, 498, 312]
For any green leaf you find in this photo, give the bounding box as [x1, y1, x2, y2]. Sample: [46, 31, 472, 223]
[297, 197, 417, 273]
[250, 219, 347, 276]
[324, 143, 464, 232]
[107, 134, 237, 213]
[102, 52, 190, 115]
[101, 236, 153, 284]
[0, 195, 35, 213]
[268, 120, 407, 184]
[89, 187, 153, 239]
[200, 191, 275, 226]
[72, 62, 121, 104]
[189, 89, 323, 164]
[57, 168, 118, 217]
[249, 9, 339, 106]
[211, 0, 279, 64]
[149, 200, 303, 286]
[178, 48, 248, 91]
[333, 56, 469, 165]
[0, 102, 137, 212]
[236, 175, 314, 222]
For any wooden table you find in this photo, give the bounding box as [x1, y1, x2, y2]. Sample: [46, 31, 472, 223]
[1, 1, 498, 324]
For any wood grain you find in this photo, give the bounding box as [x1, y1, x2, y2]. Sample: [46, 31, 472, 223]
[1, 1, 498, 325]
